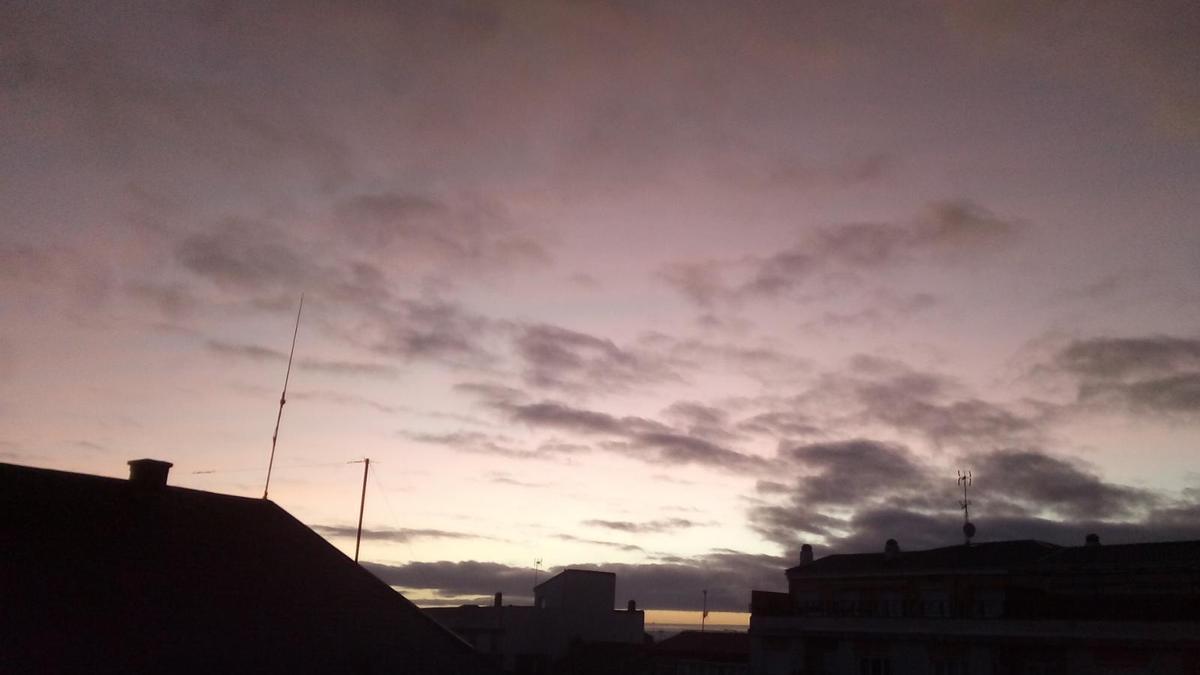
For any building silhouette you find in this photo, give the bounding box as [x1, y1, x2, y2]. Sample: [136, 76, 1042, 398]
[749, 537, 1200, 674]
[425, 569, 645, 674]
[0, 459, 499, 674]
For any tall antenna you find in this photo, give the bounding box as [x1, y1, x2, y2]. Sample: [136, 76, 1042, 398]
[350, 458, 370, 562]
[262, 294, 303, 500]
[533, 558, 543, 588]
[958, 469, 975, 545]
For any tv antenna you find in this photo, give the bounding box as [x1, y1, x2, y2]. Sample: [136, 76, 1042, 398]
[349, 458, 370, 562]
[958, 470, 975, 545]
[262, 294, 303, 500]
[533, 558, 543, 588]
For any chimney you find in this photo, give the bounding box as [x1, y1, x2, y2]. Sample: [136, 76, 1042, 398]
[627, 599, 637, 612]
[1085, 533, 1101, 547]
[494, 592, 503, 607]
[884, 539, 901, 559]
[127, 459, 173, 489]
[799, 543, 814, 565]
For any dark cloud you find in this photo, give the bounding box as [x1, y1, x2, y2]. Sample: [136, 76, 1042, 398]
[736, 411, 823, 439]
[176, 220, 318, 295]
[493, 398, 771, 472]
[364, 560, 538, 601]
[312, 524, 491, 543]
[1050, 336, 1200, 415]
[974, 449, 1156, 520]
[508, 401, 667, 437]
[781, 439, 929, 507]
[834, 355, 1049, 448]
[661, 401, 741, 443]
[404, 430, 582, 461]
[749, 438, 1193, 555]
[364, 550, 788, 612]
[1057, 336, 1200, 380]
[514, 323, 681, 394]
[332, 191, 548, 274]
[641, 333, 812, 386]
[662, 200, 1019, 306]
[554, 534, 644, 553]
[362, 298, 494, 364]
[1080, 373, 1200, 414]
[625, 432, 770, 472]
[582, 518, 703, 534]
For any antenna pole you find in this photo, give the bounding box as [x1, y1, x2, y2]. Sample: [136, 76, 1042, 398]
[701, 589, 708, 632]
[958, 470, 975, 545]
[534, 559, 543, 589]
[354, 458, 370, 563]
[263, 294, 304, 500]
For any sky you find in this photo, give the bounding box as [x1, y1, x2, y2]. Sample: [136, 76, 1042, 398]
[2, 1, 1199, 618]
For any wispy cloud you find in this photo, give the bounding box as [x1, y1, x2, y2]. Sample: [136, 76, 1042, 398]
[661, 200, 1020, 307]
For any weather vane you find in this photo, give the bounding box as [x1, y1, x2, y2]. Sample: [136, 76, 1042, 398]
[958, 470, 975, 545]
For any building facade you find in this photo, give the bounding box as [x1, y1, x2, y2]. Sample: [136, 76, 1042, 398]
[426, 569, 645, 674]
[749, 537, 1200, 675]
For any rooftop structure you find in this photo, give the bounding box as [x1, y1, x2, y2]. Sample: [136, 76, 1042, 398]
[750, 536, 1200, 674]
[426, 568, 644, 673]
[0, 459, 498, 674]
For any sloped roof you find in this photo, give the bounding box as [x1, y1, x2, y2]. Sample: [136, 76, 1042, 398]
[787, 540, 1061, 578]
[0, 461, 499, 674]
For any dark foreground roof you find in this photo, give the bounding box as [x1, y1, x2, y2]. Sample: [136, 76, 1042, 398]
[787, 538, 1200, 578]
[788, 540, 1061, 577]
[0, 461, 498, 675]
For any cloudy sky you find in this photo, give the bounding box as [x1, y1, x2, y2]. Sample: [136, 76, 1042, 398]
[3, 1, 1199, 619]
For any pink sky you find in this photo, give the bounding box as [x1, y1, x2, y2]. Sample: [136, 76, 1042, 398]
[2, 1, 1199, 613]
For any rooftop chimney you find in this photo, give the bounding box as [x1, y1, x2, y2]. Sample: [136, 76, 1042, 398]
[1085, 533, 1101, 547]
[884, 538, 901, 559]
[494, 592, 503, 607]
[627, 599, 637, 612]
[127, 459, 173, 489]
[799, 543, 814, 565]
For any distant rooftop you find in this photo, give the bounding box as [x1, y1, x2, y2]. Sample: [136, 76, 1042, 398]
[788, 537, 1200, 578]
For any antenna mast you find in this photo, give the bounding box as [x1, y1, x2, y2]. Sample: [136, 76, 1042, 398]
[701, 589, 708, 632]
[958, 470, 975, 545]
[262, 294, 303, 500]
[534, 558, 543, 588]
[351, 458, 370, 562]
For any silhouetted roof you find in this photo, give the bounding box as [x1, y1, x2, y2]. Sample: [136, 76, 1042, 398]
[1034, 539, 1200, 570]
[533, 568, 615, 591]
[787, 538, 1200, 580]
[654, 631, 749, 661]
[787, 540, 1061, 577]
[0, 461, 499, 674]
